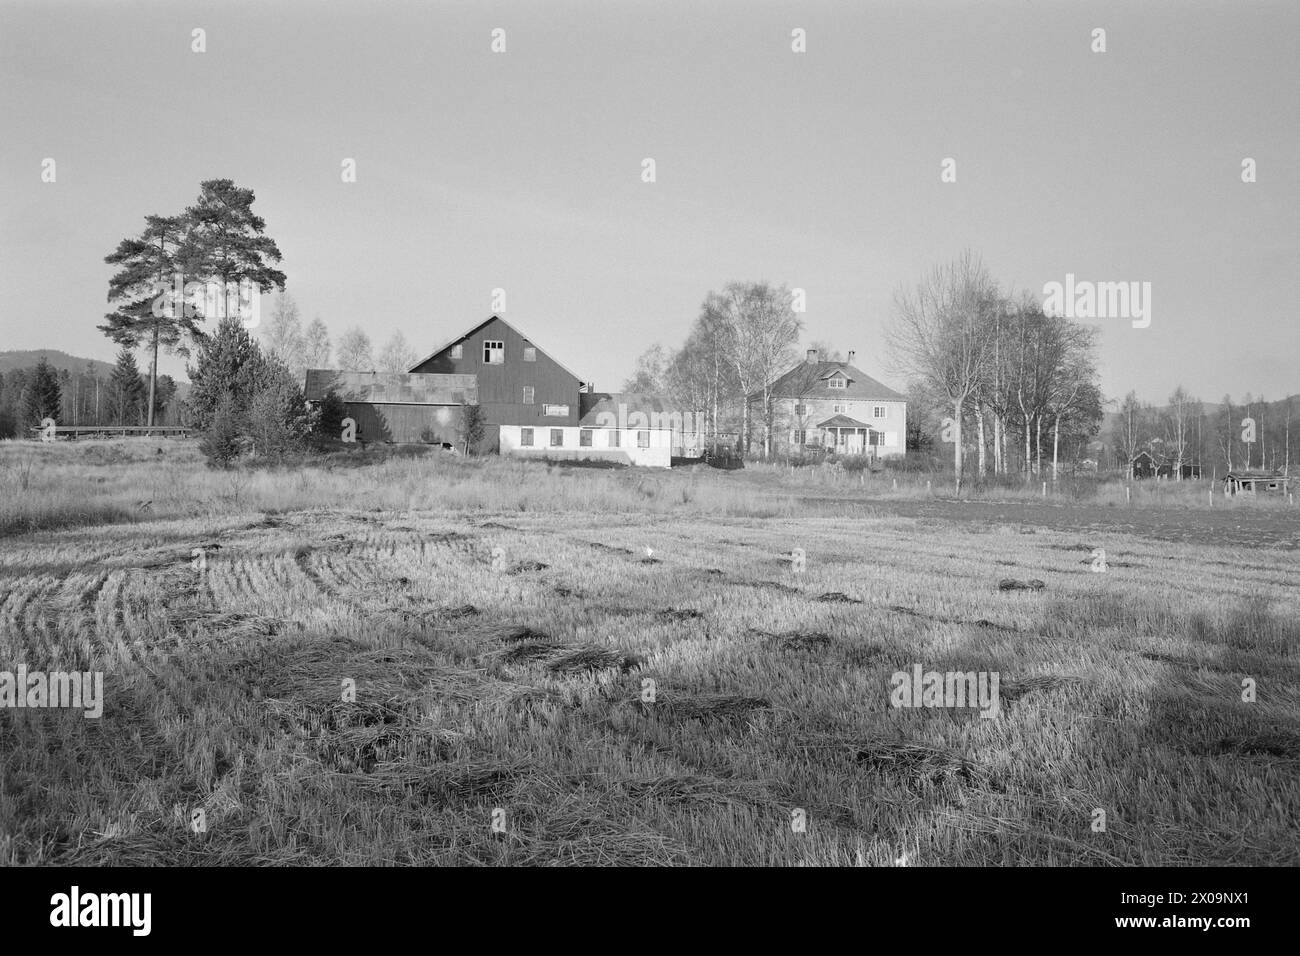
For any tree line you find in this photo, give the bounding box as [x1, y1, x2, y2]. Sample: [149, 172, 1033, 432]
[1113, 389, 1294, 479]
[0, 351, 180, 438]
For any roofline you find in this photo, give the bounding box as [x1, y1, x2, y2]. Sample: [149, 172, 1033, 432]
[407, 315, 586, 384]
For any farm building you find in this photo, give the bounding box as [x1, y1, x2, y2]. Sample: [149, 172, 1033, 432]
[302, 370, 476, 444]
[407, 316, 585, 453]
[1131, 451, 1202, 479]
[755, 349, 907, 458]
[1223, 470, 1292, 496]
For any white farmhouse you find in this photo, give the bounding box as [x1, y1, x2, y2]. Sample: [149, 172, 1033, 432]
[758, 349, 907, 458]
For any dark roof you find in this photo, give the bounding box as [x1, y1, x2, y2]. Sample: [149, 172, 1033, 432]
[761, 360, 905, 402]
[817, 414, 873, 429]
[1224, 470, 1290, 480]
[303, 370, 477, 405]
[406, 315, 585, 384]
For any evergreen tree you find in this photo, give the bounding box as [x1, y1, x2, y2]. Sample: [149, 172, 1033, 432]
[20, 357, 62, 429]
[184, 179, 286, 300]
[107, 347, 146, 425]
[101, 214, 201, 426]
[199, 394, 242, 467]
[186, 316, 263, 430]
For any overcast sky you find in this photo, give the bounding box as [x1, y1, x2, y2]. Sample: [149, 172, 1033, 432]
[1, 0, 1296, 404]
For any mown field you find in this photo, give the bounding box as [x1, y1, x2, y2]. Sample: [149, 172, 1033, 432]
[1, 439, 1298, 865]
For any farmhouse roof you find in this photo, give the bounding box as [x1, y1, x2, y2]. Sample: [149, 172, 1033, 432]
[303, 370, 477, 405]
[761, 361, 905, 402]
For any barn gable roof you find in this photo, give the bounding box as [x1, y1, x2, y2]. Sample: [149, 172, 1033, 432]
[407, 315, 585, 384]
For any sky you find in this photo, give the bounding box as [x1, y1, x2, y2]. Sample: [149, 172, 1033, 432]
[1, 0, 1297, 405]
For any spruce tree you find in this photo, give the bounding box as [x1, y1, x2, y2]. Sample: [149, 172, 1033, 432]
[20, 357, 62, 429]
[108, 348, 146, 425]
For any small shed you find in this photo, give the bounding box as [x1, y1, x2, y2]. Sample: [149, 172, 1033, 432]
[303, 370, 477, 444]
[1223, 470, 1292, 496]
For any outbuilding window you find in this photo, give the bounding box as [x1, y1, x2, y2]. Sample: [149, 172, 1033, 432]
[637, 431, 650, 448]
[483, 340, 504, 364]
[520, 428, 534, 447]
[580, 429, 592, 447]
[550, 429, 564, 447]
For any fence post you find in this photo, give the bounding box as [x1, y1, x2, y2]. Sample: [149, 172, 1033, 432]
[1126, 485, 1131, 504]
[1041, 481, 1047, 497]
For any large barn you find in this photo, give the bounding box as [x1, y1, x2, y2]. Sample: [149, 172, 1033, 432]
[407, 316, 585, 453]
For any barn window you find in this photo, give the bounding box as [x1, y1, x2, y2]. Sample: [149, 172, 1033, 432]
[483, 340, 504, 364]
[610, 430, 621, 447]
[873, 405, 886, 419]
[637, 430, 650, 448]
[543, 404, 569, 417]
[522, 386, 534, 404]
[520, 428, 534, 447]
[450, 343, 463, 360]
[523, 347, 536, 362]
[580, 429, 592, 447]
[550, 429, 564, 447]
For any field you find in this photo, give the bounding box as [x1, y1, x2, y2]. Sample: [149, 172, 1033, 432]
[2, 439, 1298, 866]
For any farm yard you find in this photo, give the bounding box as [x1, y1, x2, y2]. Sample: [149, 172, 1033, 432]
[1, 439, 1298, 866]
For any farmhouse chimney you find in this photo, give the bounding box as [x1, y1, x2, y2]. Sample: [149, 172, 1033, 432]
[847, 350, 855, 365]
[806, 349, 818, 364]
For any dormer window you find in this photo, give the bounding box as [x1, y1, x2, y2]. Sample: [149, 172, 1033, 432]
[828, 375, 847, 389]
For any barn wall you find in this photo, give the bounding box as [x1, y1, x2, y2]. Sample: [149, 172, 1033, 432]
[343, 403, 460, 444]
[409, 316, 582, 428]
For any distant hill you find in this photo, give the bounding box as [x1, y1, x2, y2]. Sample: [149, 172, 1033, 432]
[0, 349, 116, 379]
[0, 350, 190, 400]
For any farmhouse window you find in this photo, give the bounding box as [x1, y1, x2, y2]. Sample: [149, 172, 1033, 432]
[580, 429, 592, 447]
[794, 403, 806, 416]
[520, 428, 534, 447]
[483, 340, 504, 364]
[523, 347, 537, 362]
[637, 430, 650, 448]
[543, 404, 569, 417]
[828, 377, 846, 389]
[869, 430, 881, 446]
[873, 405, 886, 419]
[833, 404, 845, 414]
[794, 430, 807, 445]
[550, 429, 564, 447]
[610, 430, 621, 447]
[522, 386, 535, 404]
[450, 344, 463, 360]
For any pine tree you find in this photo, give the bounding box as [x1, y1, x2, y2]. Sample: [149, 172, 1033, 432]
[101, 214, 200, 427]
[184, 179, 287, 299]
[20, 357, 62, 429]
